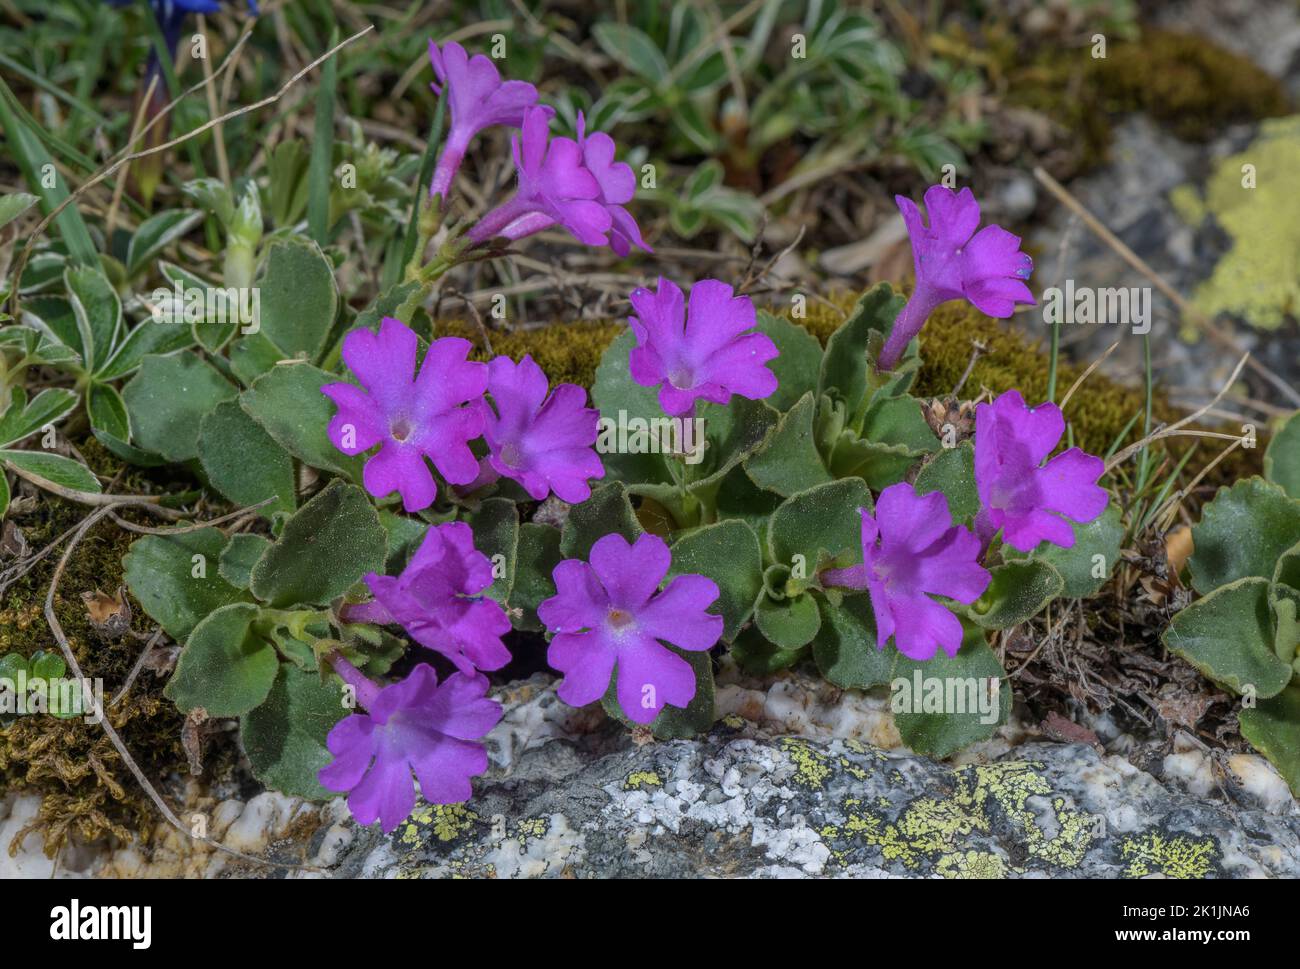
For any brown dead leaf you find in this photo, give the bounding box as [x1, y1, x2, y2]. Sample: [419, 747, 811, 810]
[80, 586, 132, 639]
[1165, 525, 1193, 577]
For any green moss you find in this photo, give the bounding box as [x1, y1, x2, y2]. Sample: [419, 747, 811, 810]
[0, 495, 192, 856]
[1008, 30, 1291, 171]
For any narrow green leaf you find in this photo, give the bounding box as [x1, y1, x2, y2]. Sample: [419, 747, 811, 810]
[308, 28, 340, 246]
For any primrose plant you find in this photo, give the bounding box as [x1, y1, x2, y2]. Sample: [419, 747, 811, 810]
[94, 40, 1123, 837]
[1163, 418, 1300, 795]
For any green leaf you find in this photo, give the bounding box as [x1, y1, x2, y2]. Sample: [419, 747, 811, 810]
[603, 647, 715, 740]
[0, 449, 100, 494]
[1004, 504, 1124, 598]
[510, 522, 563, 631]
[714, 463, 782, 543]
[744, 392, 832, 498]
[812, 594, 893, 688]
[0, 471, 8, 519]
[667, 519, 763, 640]
[379, 510, 428, 573]
[1270, 583, 1300, 666]
[1264, 410, 1300, 500]
[21, 295, 82, 361]
[0, 191, 37, 231]
[892, 623, 1009, 758]
[731, 623, 808, 674]
[240, 363, 362, 479]
[969, 559, 1063, 629]
[88, 382, 160, 466]
[164, 602, 279, 716]
[1239, 685, 1300, 797]
[560, 481, 642, 560]
[817, 283, 908, 406]
[1188, 477, 1300, 594]
[65, 265, 121, 371]
[914, 442, 979, 524]
[154, 261, 238, 355]
[250, 480, 387, 608]
[229, 331, 286, 387]
[755, 311, 823, 412]
[592, 23, 669, 83]
[308, 29, 339, 247]
[126, 209, 203, 278]
[755, 591, 822, 649]
[96, 307, 196, 380]
[268, 140, 310, 227]
[123, 528, 251, 642]
[465, 498, 519, 604]
[0, 386, 76, 448]
[197, 399, 296, 517]
[219, 533, 271, 590]
[768, 477, 873, 574]
[241, 662, 346, 800]
[0, 79, 98, 265]
[1163, 577, 1292, 699]
[123, 352, 238, 462]
[256, 237, 340, 362]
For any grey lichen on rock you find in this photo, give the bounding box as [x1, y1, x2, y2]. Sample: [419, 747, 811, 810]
[320, 678, 1299, 880]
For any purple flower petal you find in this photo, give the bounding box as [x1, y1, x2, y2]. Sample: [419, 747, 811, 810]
[878, 185, 1035, 371]
[483, 355, 603, 502]
[824, 485, 990, 660]
[351, 522, 512, 673]
[616, 637, 695, 724]
[974, 390, 1108, 552]
[626, 277, 778, 417]
[321, 317, 488, 512]
[318, 662, 500, 833]
[539, 531, 723, 722]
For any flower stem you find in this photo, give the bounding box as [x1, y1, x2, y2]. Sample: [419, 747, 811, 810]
[877, 288, 937, 372]
[326, 652, 381, 711]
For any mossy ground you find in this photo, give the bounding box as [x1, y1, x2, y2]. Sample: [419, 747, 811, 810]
[0, 438, 240, 857]
[1007, 29, 1291, 173]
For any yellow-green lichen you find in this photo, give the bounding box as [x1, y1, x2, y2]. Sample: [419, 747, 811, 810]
[1119, 832, 1219, 879]
[827, 760, 1095, 875]
[515, 816, 548, 844]
[1182, 115, 1300, 331]
[936, 850, 1007, 879]
[623, 770, 662, 790]
[428, 802, 479, 843]
[780, 738, 833, 790]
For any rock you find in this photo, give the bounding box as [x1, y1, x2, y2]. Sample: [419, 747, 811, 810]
[80, 671, 1300, 879]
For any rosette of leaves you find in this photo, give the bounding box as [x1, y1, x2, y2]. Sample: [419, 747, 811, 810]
[20, 261, 199, 462]
[587, 282, 1095, 753]
[115, 232, 351, 519]
[1163, 417, 1300, 794]
[122, 480, 403, 798]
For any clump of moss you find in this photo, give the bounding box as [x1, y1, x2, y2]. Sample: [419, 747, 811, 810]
[1008, 29, 1291, 171]
[440, 319, 623, 387]
[0, 497, 189, 857]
